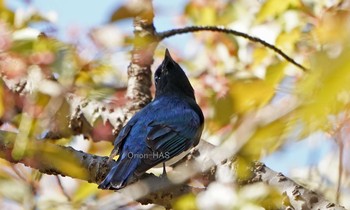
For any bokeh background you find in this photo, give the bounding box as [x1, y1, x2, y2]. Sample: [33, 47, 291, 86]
[1, 0, 350, 209]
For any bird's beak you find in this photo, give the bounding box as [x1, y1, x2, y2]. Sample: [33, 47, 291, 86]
[164, 48, 174, 63]
[162, 49, 174, 71]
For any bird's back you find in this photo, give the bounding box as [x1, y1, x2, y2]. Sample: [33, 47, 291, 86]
[126, 94, 203, 175]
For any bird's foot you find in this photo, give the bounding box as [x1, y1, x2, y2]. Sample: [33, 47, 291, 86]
[160, 162, 168, 179]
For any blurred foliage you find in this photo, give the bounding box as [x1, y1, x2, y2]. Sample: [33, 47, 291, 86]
[256, 0, 301, 23]
[295, 46, 350, 137]
[0, 82, 4, 118]
[1, 131, 88, 179]
[0, 0, 350, 209]
[193, 181, 283, 210]
[185, 1, 237, 25]
[173, 194, 197, 210]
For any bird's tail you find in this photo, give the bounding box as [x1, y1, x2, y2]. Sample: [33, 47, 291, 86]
[98, 157, 139, 190]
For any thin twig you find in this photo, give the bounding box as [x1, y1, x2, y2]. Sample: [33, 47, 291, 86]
[336, 140, 343, 203]
[335, 120, 345, 204]
[157, 26, 308, 72]
[11, 165, 27, 181]
[56, 176, 72, 201]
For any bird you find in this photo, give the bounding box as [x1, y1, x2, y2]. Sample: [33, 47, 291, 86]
[98, 49, 204, 190]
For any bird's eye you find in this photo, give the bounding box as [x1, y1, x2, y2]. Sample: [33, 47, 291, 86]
[155, 74, 160, 85]
[155, 68, 165, 85]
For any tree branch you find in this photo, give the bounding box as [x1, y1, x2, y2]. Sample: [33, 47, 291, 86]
[252, 162, 346, 210]
[0, 130, 345, 209]
[0, 131, 111, 183]
[157, 26, 308, 72]
[124, 0, 158, 119]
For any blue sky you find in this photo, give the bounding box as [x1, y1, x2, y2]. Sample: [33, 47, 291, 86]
[7, 0, 119, 29]
[6, 0, 188, 45]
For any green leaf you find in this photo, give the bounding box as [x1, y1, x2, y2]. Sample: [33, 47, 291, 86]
[10, 40, 35, 54]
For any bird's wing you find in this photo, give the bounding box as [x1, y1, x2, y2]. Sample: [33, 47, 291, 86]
[146, 124, 194, 153]
[141, 108, 201, 167]
[109, 118, 137, 160]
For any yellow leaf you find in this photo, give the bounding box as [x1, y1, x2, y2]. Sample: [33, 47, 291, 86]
[72, 182, 99, 203]
[110, 6, 140, 21]
[252, 47, 269, 67]
[276, 28, 301, 51]
[209, 94, 234, 132]
[312, 10, 350, 44]
[295, 48, 350, 135]
[75, 71, 94, 86]
[0, 7, 14, 24]
[231, 80, 270, 114]
[217, 3, 237, 25]
[239, 119, 288, 160]
[257, 0, 301, 23]
[184, 2, 216, 25]
[173, 194, 197, 210]
[109, 2, 153, 22]
[230, 62, 286, 115]
[265, 61, 287, 85]
[201, 6, 216, 25]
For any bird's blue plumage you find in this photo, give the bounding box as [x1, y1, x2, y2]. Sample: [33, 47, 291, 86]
[98, 49, 204, 190]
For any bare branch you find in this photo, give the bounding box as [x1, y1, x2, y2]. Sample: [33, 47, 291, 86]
[66, 93, 125, 137]
[252, 162, 346, 210]
[157, 26, 308, 72]
[0, 131, 112, 183]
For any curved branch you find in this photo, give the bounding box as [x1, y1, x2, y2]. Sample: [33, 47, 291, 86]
[157, 26, 308, 72]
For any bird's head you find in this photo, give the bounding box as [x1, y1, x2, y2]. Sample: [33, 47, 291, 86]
[154, 49, 195, 99]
